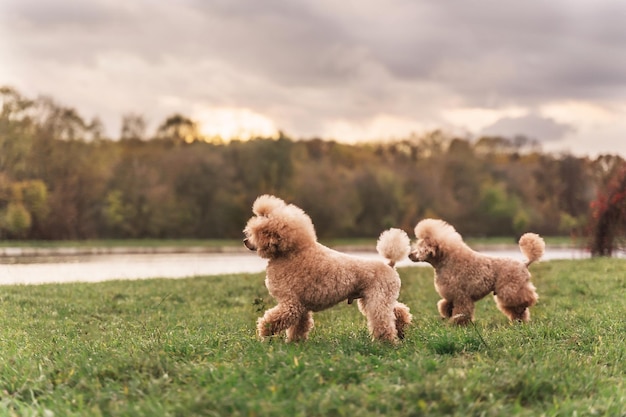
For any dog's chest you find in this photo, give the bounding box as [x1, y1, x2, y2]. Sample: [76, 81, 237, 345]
[433, 270, 460, 299]
[433, 272, 446, 294]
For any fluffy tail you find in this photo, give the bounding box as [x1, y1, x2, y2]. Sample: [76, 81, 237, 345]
[519, 233, 545, 266]
[376, 228, 410, 267]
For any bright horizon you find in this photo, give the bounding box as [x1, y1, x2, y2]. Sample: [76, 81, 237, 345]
[192, 106, 280, 141]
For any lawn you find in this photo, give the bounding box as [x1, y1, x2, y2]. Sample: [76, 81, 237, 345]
[0, 258, 624, 416]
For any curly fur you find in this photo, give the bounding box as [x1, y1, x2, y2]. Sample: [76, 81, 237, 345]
[409, 218, 544, 325]
[244, 194, 412, 343]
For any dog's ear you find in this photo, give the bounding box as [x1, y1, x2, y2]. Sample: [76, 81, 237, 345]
[424, 237, 443, 263]
[261, 229, 284, 257]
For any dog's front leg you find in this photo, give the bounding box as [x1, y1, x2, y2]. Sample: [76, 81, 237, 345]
[257, 302, 306, 341]
[394, 302, 412, 340]
[449, 299, 474, 325]
[286, 311, 314, 342]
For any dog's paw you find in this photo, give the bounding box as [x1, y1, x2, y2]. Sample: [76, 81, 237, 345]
[450, 313, 472, 326]
[257, 319, 274, 338]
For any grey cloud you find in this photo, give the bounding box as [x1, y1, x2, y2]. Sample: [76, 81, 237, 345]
[187, 1, 360, 87]
[480, 113, 575, 142]
[8, 0, 626, 98]
[1, 0, 121, 27]
[318, 1, 626, 105]
[3, 0, 626, 141]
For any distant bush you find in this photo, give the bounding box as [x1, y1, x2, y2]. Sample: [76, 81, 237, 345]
[588, 166, 626, 256]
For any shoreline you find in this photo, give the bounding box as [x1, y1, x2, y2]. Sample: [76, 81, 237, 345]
[0, 241, 581, 258]
[0, 245, 250, 257]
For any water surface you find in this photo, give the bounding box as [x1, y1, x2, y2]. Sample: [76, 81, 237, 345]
[0, 247, 592, 286]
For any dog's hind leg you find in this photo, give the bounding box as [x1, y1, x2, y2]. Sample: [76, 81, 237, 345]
[393, 302, 412, 340]
[257, 302, 306, 340]
[437, 299, 454, 319]
[494, 283, 537, 323]
[357, 297, 398, 343]
[494, 295, 532, 323]
[286, 311, 314, 342]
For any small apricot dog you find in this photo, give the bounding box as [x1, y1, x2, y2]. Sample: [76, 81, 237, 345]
[243, 194, 412, 343]
[409, 218, 545, 325]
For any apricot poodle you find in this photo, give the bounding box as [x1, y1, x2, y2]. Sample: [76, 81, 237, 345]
[243, 194, 412, 343]
[409, 219, 544, 325]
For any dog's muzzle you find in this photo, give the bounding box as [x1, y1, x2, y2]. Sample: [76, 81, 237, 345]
[243, 237, 257, 251]
[408, 251, 421, 262]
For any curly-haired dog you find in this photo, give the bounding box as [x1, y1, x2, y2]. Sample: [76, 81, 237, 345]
[408, 219, 544, 325]
[243, 194, 412, 343]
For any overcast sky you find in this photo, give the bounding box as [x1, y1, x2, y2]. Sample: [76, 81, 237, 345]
[2, 0, 626, 157]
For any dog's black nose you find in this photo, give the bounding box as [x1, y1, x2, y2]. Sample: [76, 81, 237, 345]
[408, 252, 419, 262]
[243, 237, 256, 251]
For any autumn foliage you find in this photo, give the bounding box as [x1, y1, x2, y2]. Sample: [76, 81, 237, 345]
[1, 86, 625, 241]
[588, 164, 626, 256]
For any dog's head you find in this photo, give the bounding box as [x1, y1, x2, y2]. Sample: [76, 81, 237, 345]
[243, 194, 317, 259]
[409, 219, 463, 265]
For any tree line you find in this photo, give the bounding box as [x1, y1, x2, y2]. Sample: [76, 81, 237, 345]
[1, 85, 625, 242]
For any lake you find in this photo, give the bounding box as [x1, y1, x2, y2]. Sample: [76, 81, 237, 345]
[0, 247, 594, 286]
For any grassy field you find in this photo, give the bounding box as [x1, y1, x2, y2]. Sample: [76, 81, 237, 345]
[0, 258, 624, 416]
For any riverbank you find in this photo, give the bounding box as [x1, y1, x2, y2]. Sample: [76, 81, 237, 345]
[0, 237, 580, 258]
[0, 244, 249, 257]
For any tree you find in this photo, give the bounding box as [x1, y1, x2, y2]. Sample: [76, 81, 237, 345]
[353, 167, 405, 234]
[2, 202, 31, 238]
[170, 145, 237, 237]
[0, 176, 49, 238]
[0, 86, 36, 179]
[86, 117, 106, 141]
[155, 114, 201, 144]
[228, 137, 295, 200]
[440, 138, 484, 232]
[417, 130, 450, 158]
[474, 136, 514, 155]
[476, 181, 524, 236]
[34, 96, 92, 141]
[120, 113, 147, 141]
[290, 160, 360, 238]
[588, 165, 626, 256]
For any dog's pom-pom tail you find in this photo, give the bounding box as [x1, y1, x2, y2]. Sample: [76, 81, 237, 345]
[376, 228, 410, 266]
[519, 233, 545, 266]
[252, 194, 286, 216]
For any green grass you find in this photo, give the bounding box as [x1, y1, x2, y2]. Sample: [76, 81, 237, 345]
[1, 259, 625, 416]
